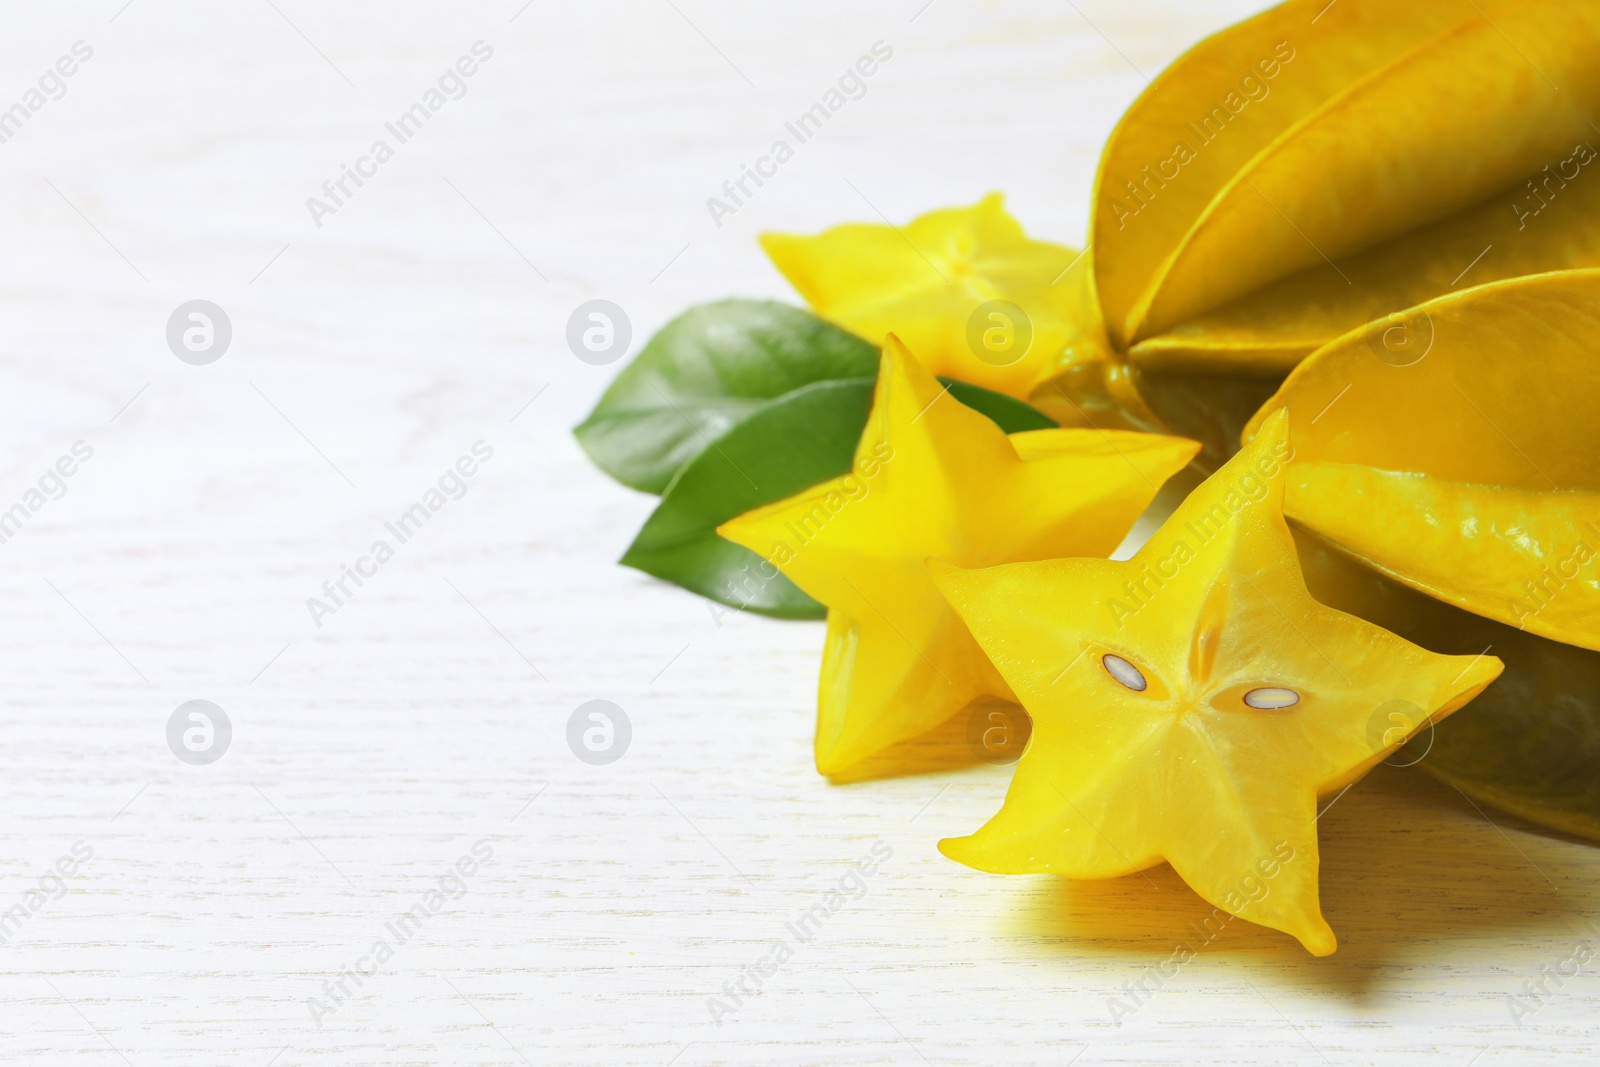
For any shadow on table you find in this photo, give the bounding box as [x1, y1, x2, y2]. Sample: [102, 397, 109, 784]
[1000, 763, 1596, 999]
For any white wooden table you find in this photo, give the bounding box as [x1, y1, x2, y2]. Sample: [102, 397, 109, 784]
[1, 1, 1596, 1063]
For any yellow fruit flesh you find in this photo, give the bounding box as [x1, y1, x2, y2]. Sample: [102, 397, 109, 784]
[931, 411, 1501, 954]
[717, 338, 1198, 774]
[761, 194, 1096, 399]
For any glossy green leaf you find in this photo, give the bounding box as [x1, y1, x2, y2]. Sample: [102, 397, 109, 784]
[622, 379, 873, 618]
[622, 377, 1058, 618]
[574, 299, 878, 494]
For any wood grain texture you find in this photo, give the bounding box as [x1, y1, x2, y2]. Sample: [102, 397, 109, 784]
[0, 1, 1595, 1064]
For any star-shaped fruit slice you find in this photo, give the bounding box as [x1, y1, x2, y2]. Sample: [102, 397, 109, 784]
[717, 336, 1199, 775]
[760, 194, 1097, 400]
[929, 409, 1503, 954]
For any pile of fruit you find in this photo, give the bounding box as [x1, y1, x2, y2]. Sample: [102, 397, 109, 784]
[576, 0, 1600, 953]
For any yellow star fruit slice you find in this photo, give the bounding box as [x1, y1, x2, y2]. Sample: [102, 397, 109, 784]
[1125, 0, 1600, 343]
[1093, 0, 1478, 347]
[760, 194, 1097, 400]
[929, 410, 1502, 954]
[717, 336, 1198, 775]
[1245, 268, 1600, 651]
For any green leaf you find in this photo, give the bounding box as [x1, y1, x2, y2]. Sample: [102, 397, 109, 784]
[620, 375, 1058, 619]
[574, 299, 878, 494]
[622, 378, 873, 618]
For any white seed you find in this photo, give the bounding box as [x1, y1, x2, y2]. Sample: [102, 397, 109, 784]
[1244, 687, 1300, 710]
[1102, 654, 1148, 692]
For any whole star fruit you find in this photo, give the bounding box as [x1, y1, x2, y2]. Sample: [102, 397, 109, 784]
[717, 335, 1200, 775]
[1244, 269, 1600, 653]
[928, 409, 1503, 955]
[1099, 0, 1600, 353]
[1072, 0, 1600, 462]
[760, 194, 1103, 402]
